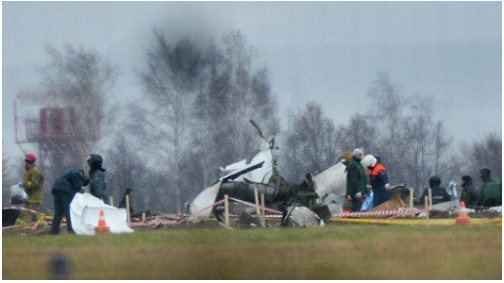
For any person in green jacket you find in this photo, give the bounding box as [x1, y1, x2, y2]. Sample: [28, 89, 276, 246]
[50, 169, 89, 235]
[346, 148, 367, 212]
[477, 168, 501, 207]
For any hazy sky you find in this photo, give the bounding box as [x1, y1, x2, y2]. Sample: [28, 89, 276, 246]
[2, 1, 502, 161]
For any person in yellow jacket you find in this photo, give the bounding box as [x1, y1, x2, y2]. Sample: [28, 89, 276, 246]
[17, 153, 45, 231]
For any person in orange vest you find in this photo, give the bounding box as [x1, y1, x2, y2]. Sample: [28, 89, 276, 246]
[361, 155, 391, 208]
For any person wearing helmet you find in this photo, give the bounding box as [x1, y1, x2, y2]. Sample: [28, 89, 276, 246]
[362, 155, 391, 208]
[51, 169, 89, 235]
[421, 176, 451, 205]
[87, 154, 109, 205]
[17, 153, 45, 230]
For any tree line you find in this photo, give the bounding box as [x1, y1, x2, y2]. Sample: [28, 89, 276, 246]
[2, 30, 501, 214]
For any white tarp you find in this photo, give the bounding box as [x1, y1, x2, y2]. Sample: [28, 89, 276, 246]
[70, 193, 134, 235]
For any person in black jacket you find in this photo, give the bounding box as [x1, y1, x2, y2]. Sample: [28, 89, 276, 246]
[460, 175, 479, 208]
[421, 176, 451, 205]
[50, 169, 89, 235]
[87, 154, 109, 204]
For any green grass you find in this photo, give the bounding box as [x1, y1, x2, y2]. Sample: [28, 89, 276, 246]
[2, 224, 502, 279]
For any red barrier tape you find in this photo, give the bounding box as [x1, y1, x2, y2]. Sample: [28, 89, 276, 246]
[3, 206, 40, 215]
[331, 208, 425, 218]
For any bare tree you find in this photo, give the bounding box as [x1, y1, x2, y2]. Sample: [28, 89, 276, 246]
[334, 114, 376, 154]
[190, 31, 279, 191]
[105, 136, 150, 212]
[432, 120, 453, 176]
[221, 31, 279, 159]
[366, 72, 409, 182]
[190, 40, 233, 188]
[132, 33, 203, 213]
[466, 133, 502, 185]
[281, 102, 339, 181]
[280, 112, 309, 181]
[40, 44, 117, 173]
[404, 96, 436, 193]
[402, 96, 452, 193]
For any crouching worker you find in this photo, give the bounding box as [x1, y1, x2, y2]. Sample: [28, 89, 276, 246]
[51, 169, 89, 235]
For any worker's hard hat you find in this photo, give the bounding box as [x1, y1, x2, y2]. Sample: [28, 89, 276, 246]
[361, 154, 377, 168]
[24, 153, 36, 163]
[87, 154, 103, 169]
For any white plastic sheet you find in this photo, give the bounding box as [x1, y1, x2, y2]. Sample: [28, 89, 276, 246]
[70, 193, 134, 235]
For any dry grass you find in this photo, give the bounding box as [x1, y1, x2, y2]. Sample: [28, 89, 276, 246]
[2, 223, 502, 279]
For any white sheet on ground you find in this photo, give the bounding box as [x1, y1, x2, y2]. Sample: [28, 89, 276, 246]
[70, 193, 134, 235]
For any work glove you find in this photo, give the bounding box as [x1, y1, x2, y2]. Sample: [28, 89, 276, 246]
[366, 184, 372, 190]
[385, 183, 391, 190]
[355, 192, 362, 199]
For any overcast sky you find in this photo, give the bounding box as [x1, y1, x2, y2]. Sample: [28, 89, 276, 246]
[2, 1, 502, 161]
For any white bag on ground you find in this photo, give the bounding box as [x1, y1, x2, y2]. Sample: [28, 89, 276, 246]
[10, 183, 28, 203]
[70, 193, 134, 235]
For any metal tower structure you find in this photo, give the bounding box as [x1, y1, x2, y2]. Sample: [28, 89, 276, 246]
[14, 87, 100, 172]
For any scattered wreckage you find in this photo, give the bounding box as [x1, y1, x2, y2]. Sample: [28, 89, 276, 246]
[189, 120, 414, 228]
[4, 120, 500, 232]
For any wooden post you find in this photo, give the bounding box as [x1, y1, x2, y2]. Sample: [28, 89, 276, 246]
[261, 193, 266, 224]
[109, 196, 114, 206]
[142, 212, 146, 222]
[409, 189, 414, 208]
[126, 195, 131, 224]
[254, 188, 264, 228]
[428, 188, 433, 209]
[224, 194, 229, 226]
[424, 196, 430, 227]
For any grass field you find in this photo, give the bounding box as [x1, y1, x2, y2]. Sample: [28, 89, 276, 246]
[2, 223, 502, 280]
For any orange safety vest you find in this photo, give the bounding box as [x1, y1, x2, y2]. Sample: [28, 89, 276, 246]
[370, 164, 386, 176]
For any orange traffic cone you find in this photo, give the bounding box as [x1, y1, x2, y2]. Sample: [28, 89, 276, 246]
[455, 201, 471, 225]
[95, 210, 110, 234]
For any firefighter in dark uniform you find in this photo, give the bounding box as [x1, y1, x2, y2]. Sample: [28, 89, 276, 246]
[51, 169, 89, 235]
[87, 154, 109, 205]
